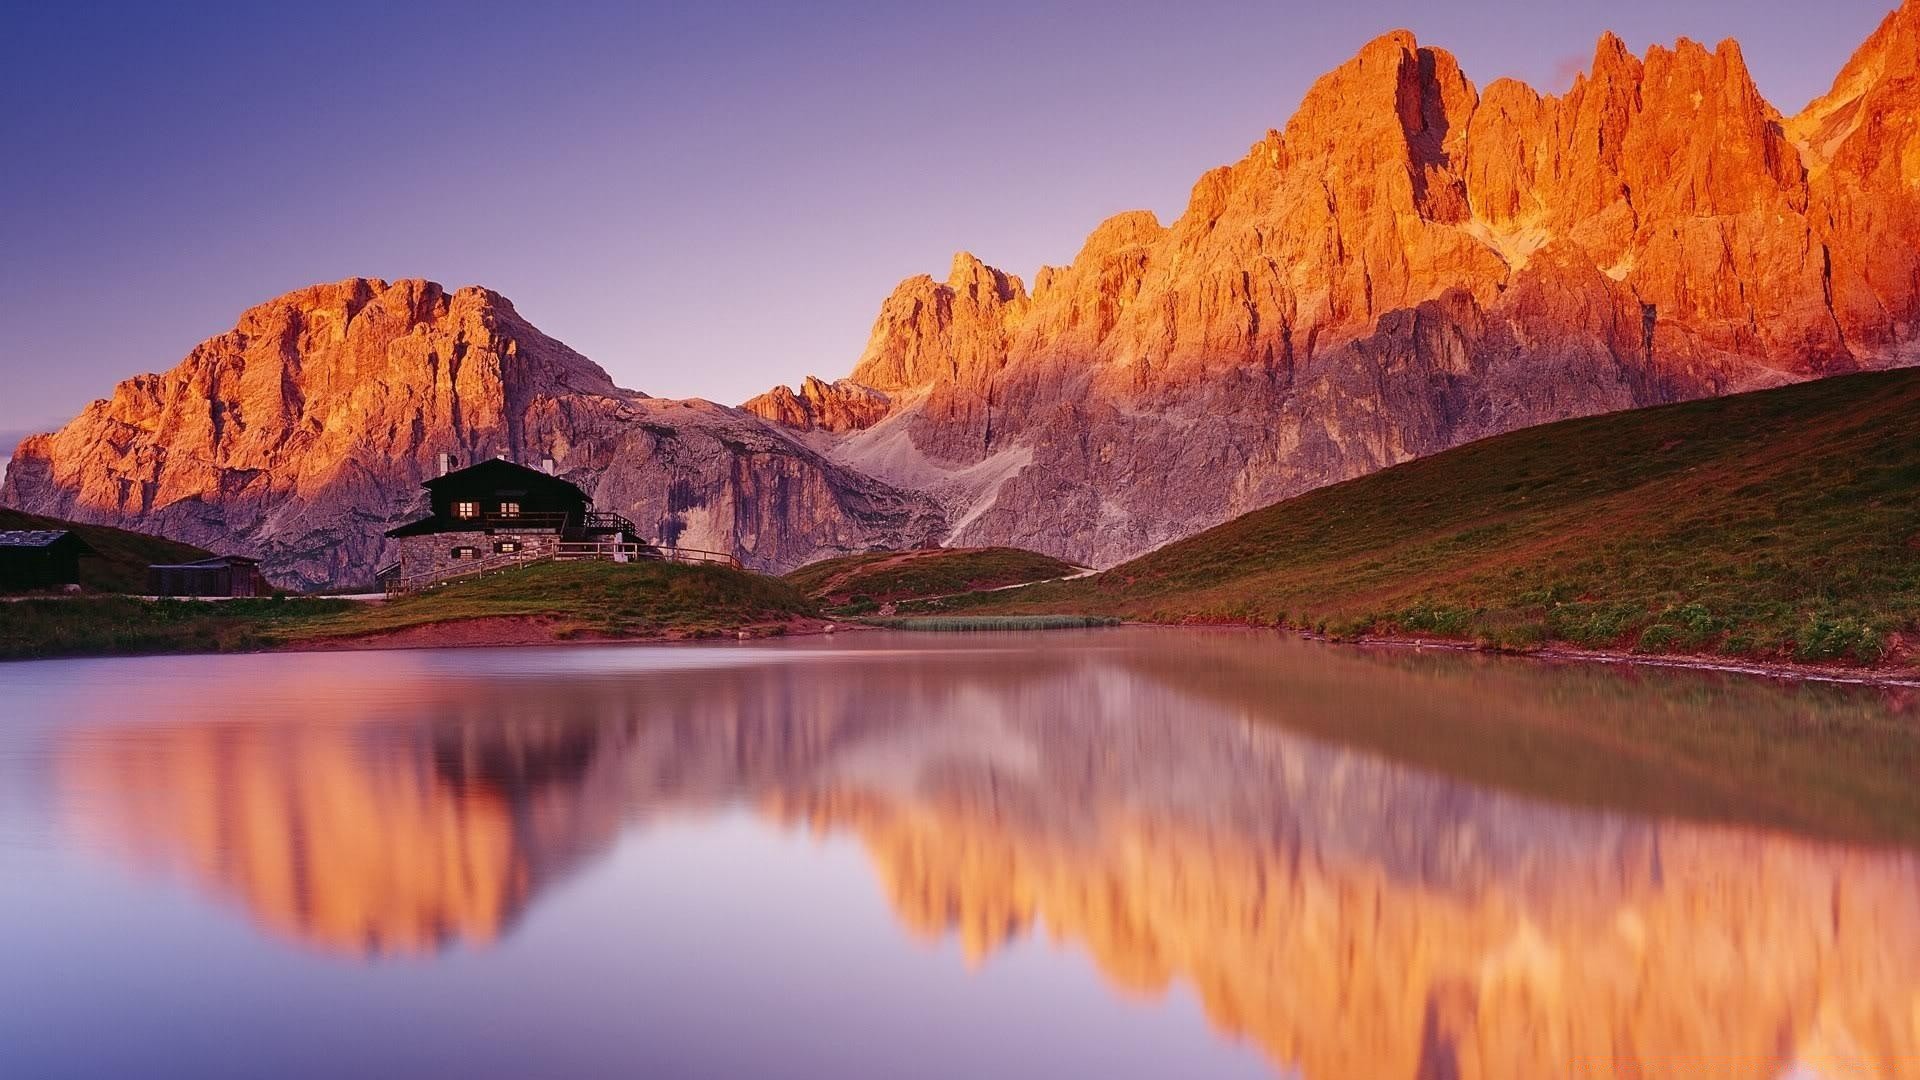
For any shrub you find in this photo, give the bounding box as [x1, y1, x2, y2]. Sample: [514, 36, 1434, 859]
[1636, 602, 1722, 652]
[1794, 614, 1885, 664]
[1396, 601, 1473, 636]
[1546, 602, 1640, 648]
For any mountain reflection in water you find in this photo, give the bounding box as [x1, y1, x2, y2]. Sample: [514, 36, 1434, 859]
[47, 631, 1920, 1078]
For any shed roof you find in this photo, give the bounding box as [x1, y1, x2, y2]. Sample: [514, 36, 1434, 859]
[0, 529, 94, 553]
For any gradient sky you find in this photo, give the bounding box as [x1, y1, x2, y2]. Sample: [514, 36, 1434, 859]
[0, 0, 1899, 439]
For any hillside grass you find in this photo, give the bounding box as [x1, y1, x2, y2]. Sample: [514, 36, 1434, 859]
[945, 369, 1920, 668]
[0, 508, 213, 594]
[785, 546, 1079, 614]
[0, 560, 817, 660]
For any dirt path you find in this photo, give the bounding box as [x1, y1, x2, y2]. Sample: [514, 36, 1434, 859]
[903, 567, 1099, 605]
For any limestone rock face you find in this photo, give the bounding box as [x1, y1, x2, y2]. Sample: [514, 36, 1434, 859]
[1, 279, 943, 589]
[756, 9, 1920, 566]
[16, 9, 1920, 581]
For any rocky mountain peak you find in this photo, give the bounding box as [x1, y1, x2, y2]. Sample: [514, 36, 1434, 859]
[1792, 0, 1920, 162]
[16, 10, 1920, 587]
[946, 251, 1026, 305]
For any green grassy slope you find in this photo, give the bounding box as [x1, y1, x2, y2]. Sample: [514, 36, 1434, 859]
[0, 560, 818, 660]
[785, 546, 1079, 613]
[0, 508, 214, 593]
[951, 369, 1920, 667]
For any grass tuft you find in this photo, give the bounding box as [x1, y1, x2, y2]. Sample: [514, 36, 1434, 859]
[865, 615, 1121, 632]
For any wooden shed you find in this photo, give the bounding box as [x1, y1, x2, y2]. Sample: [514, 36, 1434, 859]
[0, 529, 95, 591]
[146, 555, 269, 598]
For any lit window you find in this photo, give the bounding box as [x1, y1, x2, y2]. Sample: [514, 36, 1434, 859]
[451, 546, 479, 560]
[498, 501, 521, 518]
[493, 540, 521, 554]
[454, 501, 479, 520]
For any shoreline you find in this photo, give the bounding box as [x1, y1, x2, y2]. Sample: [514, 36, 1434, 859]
[1283, 628, 1920, 688]
[286, 613, 850, 652]
[7, 611, 1917, 687]
[267, 622, 1920, 687]
[198, 620, 1920, 689]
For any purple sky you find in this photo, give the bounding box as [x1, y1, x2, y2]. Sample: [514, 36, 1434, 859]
[0, 0, 1897, 438]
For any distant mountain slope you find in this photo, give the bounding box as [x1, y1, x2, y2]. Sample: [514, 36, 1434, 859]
[947, 369, 1920, 667]
[0, 507, 213, 594]
[785, 546, 1077, 612]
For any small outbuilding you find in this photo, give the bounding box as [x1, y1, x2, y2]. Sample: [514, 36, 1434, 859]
[146, 555, 269, 598]
[0, 529, 95, 591]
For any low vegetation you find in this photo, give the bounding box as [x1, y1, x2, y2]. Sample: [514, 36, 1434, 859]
[785, 546, 1079, 613]
[0, 508, 213, 594]
[945, 369, 1920, 669]
[0, 560, 817, 660]
[864, 614, 1121, 632]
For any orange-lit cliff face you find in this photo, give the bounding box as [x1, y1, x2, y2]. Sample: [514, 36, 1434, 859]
[13, 12, 1920, 585]
[749, 2, 1920, 566]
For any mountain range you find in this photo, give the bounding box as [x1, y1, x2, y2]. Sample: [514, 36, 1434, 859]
[9, 3, 1920, 588]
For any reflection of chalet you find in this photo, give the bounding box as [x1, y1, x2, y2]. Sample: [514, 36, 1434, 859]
[377, 458, 645, 592]
[0, 529, 95, 591]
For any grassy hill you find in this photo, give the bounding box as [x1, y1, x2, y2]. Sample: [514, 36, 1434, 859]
[785, 546, 1079, 613]
[0, 508, 213, 593]
[0, 560, 818, 660]
[943, 369, 1920, 668]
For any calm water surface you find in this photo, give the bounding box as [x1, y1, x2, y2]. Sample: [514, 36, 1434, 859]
[3, 628, 1919, 1079]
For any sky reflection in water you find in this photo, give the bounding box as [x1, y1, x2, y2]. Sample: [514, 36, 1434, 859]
[3, 629, 1918, 1079]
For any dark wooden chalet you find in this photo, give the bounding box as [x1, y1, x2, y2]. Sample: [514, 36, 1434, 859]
[147, 555, 269, 597]
[378, 458, 642, 591]
[0, 529, 95, 591]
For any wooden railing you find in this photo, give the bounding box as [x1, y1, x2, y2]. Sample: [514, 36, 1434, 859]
[656, 546, 743, 569]
[583, 510, 639, 534]
[555, 540, 648, 561]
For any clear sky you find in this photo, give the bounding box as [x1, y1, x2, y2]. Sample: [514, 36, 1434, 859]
[0, 0, 1899, 439]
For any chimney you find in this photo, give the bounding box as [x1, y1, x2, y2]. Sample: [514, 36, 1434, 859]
[437, 452, 453, 477]
[541, 456, 555, 475]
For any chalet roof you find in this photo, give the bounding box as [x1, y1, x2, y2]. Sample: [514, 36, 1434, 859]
[422, 458, 586, 499]
[0, 529, 94, 553]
